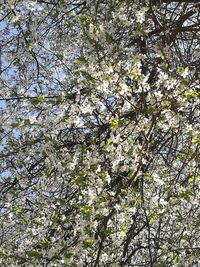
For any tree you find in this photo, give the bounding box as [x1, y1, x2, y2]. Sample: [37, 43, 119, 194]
[0, 0, 200, 266]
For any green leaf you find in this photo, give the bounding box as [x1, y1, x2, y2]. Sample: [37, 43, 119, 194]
[79, 16, 91, 26]
[44, 167, 52, 177]
[80, 205, 92, 214]
[80, 70, 95, 83]
[64, 251, 73, 262]
[56, 54, 64, 60]
[0, 248, 6, 259]
[26, 40, 32, 51]
[105, 32, 113, 44]
[31, 95, 45, 105]
[128, 72, 141, 80]
[56, 95, 64, 104]
[57, 199, 65, 207]
[104, 227, 112, 236]
[152, 5, 159, 11]
[180, 79, 190, 86]
[16, 161, 23, 169]
[147, 105, 155, 114]
[7, 13, 14, 22]
[143, 6, 150, 12]
[12, 57, 19, 66]
[144, 172, 153, 182]
[65, 21, 71, 28]
[97, 171, 106, 179]
[60, 115, 69, 122]
[75, 56, 88, 64]
[106, 137, 111, 145]
[83, 239, 95, 248]
[34, 218, 43, 226]
[148, 211, 158, 222]
[53, 210, 59, 222]
[113, 17, 121, 23]
[72, 177, 88, 188]
[26, 250, 41, 259]
[11, 122, 20, 128]
[14, 205, 22, 216]
[173, 252, 179, 264]
[188, 177, 193, 183]
[40, 239, 49, 248]
[19, 219, 29, 224]
[110, 119, 119, 131]
[191, 139, 200, 144]
[186, 90, 198, 98]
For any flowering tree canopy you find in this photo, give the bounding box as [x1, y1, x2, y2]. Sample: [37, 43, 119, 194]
[0, 0, 200, 266]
